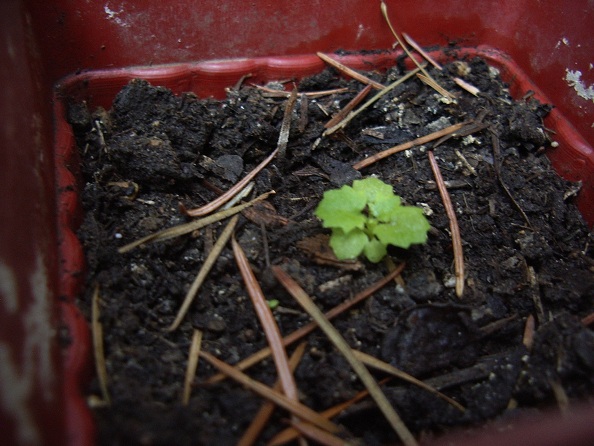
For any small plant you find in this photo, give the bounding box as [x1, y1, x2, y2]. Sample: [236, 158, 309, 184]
[315, 177, 430, 263]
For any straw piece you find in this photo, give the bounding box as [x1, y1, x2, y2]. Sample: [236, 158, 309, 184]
[167, 216, 238, 331]
[118, 191, 273, 253]
[199, 350, 340, 434]
[453, 77, 480, 96]
[182, 329, 203, 405]
[272, 266, 418, 446]
[317, 52, 386, 90]
[277, 87, 299, 158]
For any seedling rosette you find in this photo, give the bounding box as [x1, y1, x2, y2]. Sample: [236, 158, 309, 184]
[315, 177, 430, 263]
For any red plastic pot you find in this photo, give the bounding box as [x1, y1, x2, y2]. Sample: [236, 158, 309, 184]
[1, 1, 593, 445]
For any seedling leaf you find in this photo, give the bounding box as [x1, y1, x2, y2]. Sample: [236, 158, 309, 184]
[316, 177, 430, 262]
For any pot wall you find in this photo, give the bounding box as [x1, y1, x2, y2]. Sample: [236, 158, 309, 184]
[1, 1, 593, 445]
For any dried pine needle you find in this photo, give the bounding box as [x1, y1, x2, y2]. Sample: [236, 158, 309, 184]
[92, 284, 111, 405]
[238, 342, 307, 446]
[168, 216, 239, 331]
[323, 67, 423, 136]
[182, 329, 203, 405]
[118, 191, 273, 253]
[199, 350, 340, 434]
[232, 237, 300, 402]
[427, 150, 465, 297]
[205, 264, 405, 384]
[324, 84, 373, 129]
[380, 1, 451, 100]
[353, 121, 469, 170]
[317, 52, 386, 90]
[352, 350, 464, 411]
[272, 266, 418, 446]
[402, 32, 442, 70]
[185, 149, 279, 217]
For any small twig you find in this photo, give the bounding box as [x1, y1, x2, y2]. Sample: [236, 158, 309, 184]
[428, 150, 465, 298]
[92, 284, 111, 404]
[402, 32, 442, 70]
[277, 88, 299, 158]
[324, 84, 373, 129]
[272, 266, 417, 446]
[167, 216, 238, 331]
[353, 121, 469, 170]
[317, 52, 386, 90]
[182, 329, 203, 405]
[254, 85, 348, 98]
[205, 263, 405, 384]
[454, 149, 478, 176]
[185, 149, 279, 217]
[199, 350, 340, 434]
[323, 66, 423, 136]
[238, 342, 307, 446]
[118, 191, 274, 253]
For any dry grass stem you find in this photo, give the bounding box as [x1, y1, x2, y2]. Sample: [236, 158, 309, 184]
[353, 121, 468, 170]
[428, 150, 465, 298]
[323, 67, 423, 136]
[232, 237, 300, 403]
[352, 350, 464, 411]
[199, 350, 340, 434]
[453, 77, 480, 96]
[402, 32, 442, 70]
[324, 84, 373, 129]
[185, 148, 279, 217]
[255, 85, 349, 98]
[317, 52, 386, 90]
[168, 216, 239, 331]
[182, 329, 203, 405]
[206, 264, 405, 384]
[239, 342, 307, 446]
[272, 266, 418, 446]
[92, 284, 111, 404]
[221, 181, 254, 210]
[118, 191, 273, 253]
[277, 88, 299, 158]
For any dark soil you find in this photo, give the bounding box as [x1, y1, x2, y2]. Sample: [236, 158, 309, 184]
[68, 53, 594, 445]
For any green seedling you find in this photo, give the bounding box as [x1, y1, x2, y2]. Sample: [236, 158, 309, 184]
[315, 177, 430, 263]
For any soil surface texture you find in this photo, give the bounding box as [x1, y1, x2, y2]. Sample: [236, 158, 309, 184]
[68, 53, 594, 445]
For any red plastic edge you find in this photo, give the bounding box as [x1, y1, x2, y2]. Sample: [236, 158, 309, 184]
[54, 47, 594, 446]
